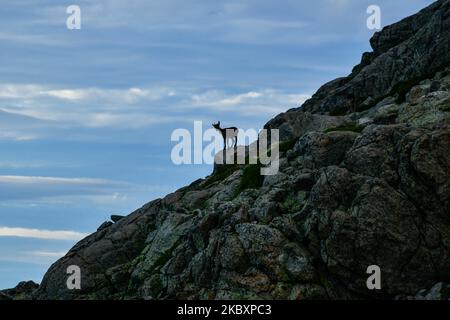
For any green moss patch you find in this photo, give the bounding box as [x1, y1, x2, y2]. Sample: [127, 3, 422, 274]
[203, 163, 241, 188]
[280, 192, 306, 213]
[279, 138, 298, 153]
[234, 163, 264, 196]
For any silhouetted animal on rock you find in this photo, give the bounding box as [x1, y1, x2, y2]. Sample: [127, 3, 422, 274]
[212, 121, 238, 150]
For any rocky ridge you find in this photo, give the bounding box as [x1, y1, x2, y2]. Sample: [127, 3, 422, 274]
[4, 0, 450, 300]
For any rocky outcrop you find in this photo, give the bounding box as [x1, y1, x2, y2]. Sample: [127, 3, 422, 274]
[23, 1, 450, 300]
[34, 202, 161, 299]
[272, 0, 450, 118]
[415, 282, 450, 300]
[0, 281, 39, 300]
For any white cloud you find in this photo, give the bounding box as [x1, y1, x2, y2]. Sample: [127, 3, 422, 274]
[26, 250, 68, 258]
[44, 89, 87, 100]
[0, 82, 310, 134]
[192, 91, 261, 107]
[190, 89, 310, 115]
[0, 84, 43, 99]
[0, 174, 172, 205]
[0, 250, 70, 265]
[0, 84, 174, 102]
[0, 131, 39, 141]
[0, 175, 134, 201]
[0, 84, 186, 131]
[0, 160, 76, 169]
[0, 226, 88, 241]
[207, 91, 261, 106]
[0, 109, 52, 141]
[0, 175, 116, 186]
[82, 113, 183, 128]
[0, 32, 67, 46]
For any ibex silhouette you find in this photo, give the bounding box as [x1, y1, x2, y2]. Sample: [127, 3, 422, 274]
[212, 121, 238, 150]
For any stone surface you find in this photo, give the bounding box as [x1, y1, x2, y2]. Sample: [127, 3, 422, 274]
[415, 282, 450, 300]
[0, 281, 39, 300]
[21, 1, 450, 300]
[111, 215, 125, 223]
[289, 0, 450, 116]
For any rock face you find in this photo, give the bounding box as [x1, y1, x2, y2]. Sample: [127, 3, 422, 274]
[0, 281, 39, 300]
[24, 1, 450, 300]
[300, 0, 450, 116]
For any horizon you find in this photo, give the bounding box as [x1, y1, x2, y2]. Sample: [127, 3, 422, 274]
[0, 0, 434, 290]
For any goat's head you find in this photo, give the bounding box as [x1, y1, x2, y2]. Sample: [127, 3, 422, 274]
[212, 121, 221, 130]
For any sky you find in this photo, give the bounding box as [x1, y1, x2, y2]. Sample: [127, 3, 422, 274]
[0, 0, 434, 289]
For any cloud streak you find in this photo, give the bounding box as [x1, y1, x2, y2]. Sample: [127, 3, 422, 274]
[190, 89, 311, 115]
[0, 226, 88, 241]
[0, 84, 174, 103]
[26, 250, 68, 257]
[0, 175, 134, 201]
[0, 83, 310, 133]
[0, 250, 70, 265]
[0, 175, 116, 185]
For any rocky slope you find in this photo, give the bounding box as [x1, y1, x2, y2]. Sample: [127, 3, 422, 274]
[6, 0, 450, 300]
[0, 281, 39, 300]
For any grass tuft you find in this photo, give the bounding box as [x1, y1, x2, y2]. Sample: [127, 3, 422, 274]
[203, 163, 241, 188]
[234, 163, 264, 197]
[278, 138, 298, 153]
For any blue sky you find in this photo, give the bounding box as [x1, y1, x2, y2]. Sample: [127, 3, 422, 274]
[0, 0, 434, 289]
